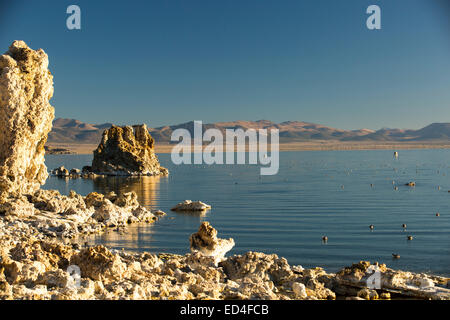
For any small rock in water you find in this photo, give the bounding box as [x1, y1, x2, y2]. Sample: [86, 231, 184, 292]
[69, 168, 81, 175]
[322, 236, 328, 242]
[407, 235, 413, 241]
[51, 166, 70, 177]
[171, 200, 211, 212]
[369, 225, 374, 230]
[405, 182, 416, 187]
[82, 166, 92, 173]
[392, 253, 401, 259]
[153, 210, 166, 217]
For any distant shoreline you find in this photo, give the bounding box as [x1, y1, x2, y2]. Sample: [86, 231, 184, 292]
[46, 141, 450, 155]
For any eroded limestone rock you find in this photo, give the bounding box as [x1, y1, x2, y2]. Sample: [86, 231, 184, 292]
[220, 251, 294, 286]
[0, 188, 158, 239]
[171, 200, 211, 212]
[334, 261, 450, 300]
[0, 41, 55, 200]
[189, 222, 234, 265]
[0, 232, 449, 300]
[91, 124, 168, 176]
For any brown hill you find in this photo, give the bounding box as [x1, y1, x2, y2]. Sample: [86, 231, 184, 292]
[48, 118, 450, 146]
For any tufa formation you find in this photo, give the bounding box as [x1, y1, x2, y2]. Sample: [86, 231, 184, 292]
[0, 41, 160, 233]
[189, 222, 235, 265]
[0, 41, 55, 201]
[91, 124, 169, 176]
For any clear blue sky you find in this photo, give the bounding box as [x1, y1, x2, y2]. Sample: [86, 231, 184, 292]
[1, 0, 450, 130]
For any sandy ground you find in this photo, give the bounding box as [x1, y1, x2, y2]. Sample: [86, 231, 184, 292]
[47, 141, 450, 155]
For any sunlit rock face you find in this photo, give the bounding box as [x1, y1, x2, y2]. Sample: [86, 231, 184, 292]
[0, 41, 55, 200]
[189, 222, 235, 265]
[91, 124, 169, 176]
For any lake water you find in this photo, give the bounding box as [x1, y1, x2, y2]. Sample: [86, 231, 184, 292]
[44, 150, 450, 276]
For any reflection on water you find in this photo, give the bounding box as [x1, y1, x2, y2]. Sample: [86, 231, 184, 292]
[85, 224, 155, 251]
[92, 175, 163, 210]
[83, 177, 211, 253]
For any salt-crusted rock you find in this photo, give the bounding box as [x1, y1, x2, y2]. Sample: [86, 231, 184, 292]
[335, 261, 450, 300]
[91, 199, 131, 227]
[0, 195, 36, 217]
[37, 190, 89, 216]
[357, 288, 379, 300]
[220, 251, 294, 286]
[0, 41, 55, 200]
[70, 246, 127, 282]
[69, 168, 80, 175]
[189, 222, 234, 265]
[51, 166, 69, 177]
[91, 124, 168, 176]
[86, 191, 155, 227]
[171, 200, 211, 212]
[114, 191, 139, 210]
[153, 210, 166, 217]
[0, 188, 159, 237]
[84, 192, 105, 208]
[36, 270, 73, 288]
[296, 267, 336, 300]
[131, 206, 156, 223]
[0, 235, 448, 300]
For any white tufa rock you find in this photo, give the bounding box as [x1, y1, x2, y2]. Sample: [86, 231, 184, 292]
[189, 222, 234, 265]
[171, 200, 211, 212]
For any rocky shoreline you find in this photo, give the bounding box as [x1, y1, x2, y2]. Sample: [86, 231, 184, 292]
[1, 217, 449, 300]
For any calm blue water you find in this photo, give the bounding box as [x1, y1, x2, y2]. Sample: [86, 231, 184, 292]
[44, 150, 450, 276]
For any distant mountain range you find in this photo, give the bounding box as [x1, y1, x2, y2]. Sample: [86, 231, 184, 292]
[49, 118, 113, 144]
[48, 118, 450, 145]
